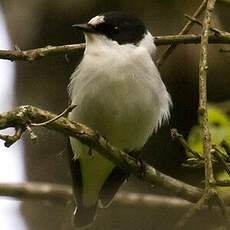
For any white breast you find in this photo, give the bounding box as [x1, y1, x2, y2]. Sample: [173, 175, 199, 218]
[69, 31, 171, 152]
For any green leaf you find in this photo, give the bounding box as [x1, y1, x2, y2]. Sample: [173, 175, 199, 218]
[187, 107, 230, 157]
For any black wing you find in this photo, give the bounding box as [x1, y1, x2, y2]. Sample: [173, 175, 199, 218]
[99, 166, 128, 207]
[67, 138, 97, 228]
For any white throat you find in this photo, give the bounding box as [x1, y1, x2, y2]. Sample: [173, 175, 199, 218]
[83, 31, 156, 59]
[69, 29, 171, 150]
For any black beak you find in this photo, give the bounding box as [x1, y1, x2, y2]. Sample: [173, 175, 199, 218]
[72, 23, 97, 33]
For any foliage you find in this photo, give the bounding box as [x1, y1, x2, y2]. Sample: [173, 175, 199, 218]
[187, 106, 230, 156]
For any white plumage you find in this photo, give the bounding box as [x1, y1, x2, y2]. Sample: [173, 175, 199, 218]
[68, 12, 171, 228]
[69, 30, 171, 206]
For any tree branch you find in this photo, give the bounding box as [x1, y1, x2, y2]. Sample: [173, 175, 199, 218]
[155, 33, 230, 45]
[212, 146, 230, 177]
[0, 182, 193, 209]
[171, 128, 203, 160]
[174, 1, 230, 228]
[1, 34, 230, 62]
[2, 105, 230, 207]
[157, 0, 207, 66]
[0, 105, 203, 203]
[0, 44, 85, 61]
[175, 193, 208, 229]
[1, 181, 230, 213]
[199, 0, 216, 189]
[184, 14, 228, 36]
[0, 182, 72, 204]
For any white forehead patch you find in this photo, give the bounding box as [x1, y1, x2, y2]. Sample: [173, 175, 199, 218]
[88, 15, 105, 26]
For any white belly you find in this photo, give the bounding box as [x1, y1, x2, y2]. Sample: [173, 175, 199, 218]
[68, 45, 171, 207]
[69, 72, 161, 206]
[69, 72, 160, 152]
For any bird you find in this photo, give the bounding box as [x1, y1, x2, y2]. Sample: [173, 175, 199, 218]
[68, 11, 171, 228]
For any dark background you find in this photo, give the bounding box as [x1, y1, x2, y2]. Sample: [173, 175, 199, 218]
[1, 0, 230, 229]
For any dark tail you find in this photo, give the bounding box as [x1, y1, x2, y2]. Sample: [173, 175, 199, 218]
[72, 204, 97, 229]
[67, 139, 98, 228]
[99, 166, 128, 208]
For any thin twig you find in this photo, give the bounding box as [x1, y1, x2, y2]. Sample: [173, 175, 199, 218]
[175, 193, 209, 229]
[182, 158, 206, 168]
[157, 0, 207, 66]
[215, 180, 230, 187]
[213, 193, 230, 228]
[214, 146, 229, 162]
[1, 34, 230, 62]
[0, 127, 23, 147]
[185, 14, 230, 37]
[212, 146, 230, 177]
[31, 104, 77, 127]
[25, 125, 37, 142]
[182, 157, 228, 169]
[221, 140, 230, 157]
[154, 33, 230, 45]
[171, 128, 204, 160]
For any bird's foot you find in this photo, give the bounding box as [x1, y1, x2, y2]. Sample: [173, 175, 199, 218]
[129, 150, 146, 178]
[136, 157, 146, 178]
[88, 147, 93, 156]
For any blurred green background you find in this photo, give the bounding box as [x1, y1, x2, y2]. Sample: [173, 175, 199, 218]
[1, 0, 230, 229]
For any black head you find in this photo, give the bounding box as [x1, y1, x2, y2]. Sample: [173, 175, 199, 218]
[73, 12, 147, 45]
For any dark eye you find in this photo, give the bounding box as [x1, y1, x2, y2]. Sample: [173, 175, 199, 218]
[95, 23, 120, 34]
[113, 26, 120, 33]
